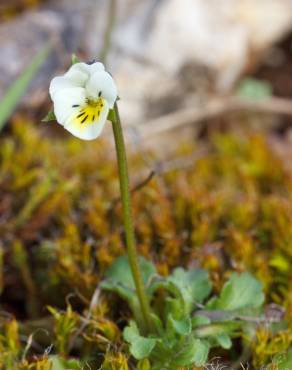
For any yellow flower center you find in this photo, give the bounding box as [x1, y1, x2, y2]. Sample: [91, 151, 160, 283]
[73, 97, 105, 125]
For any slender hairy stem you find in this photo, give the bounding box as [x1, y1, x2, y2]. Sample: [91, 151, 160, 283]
[111, 102, 153, 333]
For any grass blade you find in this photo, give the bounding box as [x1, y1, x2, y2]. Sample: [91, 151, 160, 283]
[0, 44, 51, 132]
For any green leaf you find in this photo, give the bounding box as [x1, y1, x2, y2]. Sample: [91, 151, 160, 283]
[123, 321, 156, 360]
[100, 256, 157, 326]
[276, 350, 292, 370]
[236, 78, 272, 100]
[169, 315, 192, 336]
[42, 109, 56, 122]
[193, 321, 241, 339]
[49, 356, 81, 370]
[166, 268, 212, 313]
[71, 54, 80, 65]
[0, 44, 51, 132]
[189, 339, 210, 367]
[101, 255, 156, 294]
[151, 312, 164, 336]
[207, 272, 264, 311]
[192, 315, 211, 328]
[215, 333, 232, 349]
[171, 337, 209, 367]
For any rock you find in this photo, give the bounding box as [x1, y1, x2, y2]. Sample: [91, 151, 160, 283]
[1, 0, 292, 126]
[0, 0, 94, 104]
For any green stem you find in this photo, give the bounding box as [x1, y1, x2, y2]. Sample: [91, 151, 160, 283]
[100, 0, 116, 65]
[111, 102, 153, 333]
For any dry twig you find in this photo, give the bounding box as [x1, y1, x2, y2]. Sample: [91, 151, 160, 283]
[129, 96, 292, 141]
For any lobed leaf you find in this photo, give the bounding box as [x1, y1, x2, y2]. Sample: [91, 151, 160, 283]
[171, 337, 210, 367]
[215, 333, 232, 349]
[102, 255, 156, 292]
[166, 268, 212, 314]
[123, 321, 156, 360]
[207, 272, 264, 311]
[168, 315, 192, 336]
[100, 256, 157, 329]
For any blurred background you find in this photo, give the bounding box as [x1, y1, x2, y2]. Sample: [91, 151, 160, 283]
[1, 0, 292, 151]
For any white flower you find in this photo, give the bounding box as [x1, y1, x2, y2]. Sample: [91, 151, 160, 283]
[49, 62, 118, 140]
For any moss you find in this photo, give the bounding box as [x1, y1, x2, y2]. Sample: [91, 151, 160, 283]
[0, 119, 291, 368]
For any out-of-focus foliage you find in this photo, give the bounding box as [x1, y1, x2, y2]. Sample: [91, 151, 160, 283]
[0, 45, 50, 132]
[0, 119, 291, 368]
[236, 78, 273, 100]
[0, 0, 45, 21]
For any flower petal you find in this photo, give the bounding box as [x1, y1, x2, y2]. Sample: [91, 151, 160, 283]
[52, 87, 86, 126]
[64, 62, 105, 84]
[64, 101, 109, 140]
[49, 76, 77, 99]
[50, 63, 106, 100]
[87, 62, 105, 74]
[85, 71, 118, 108]
[64, 63, 91, 87]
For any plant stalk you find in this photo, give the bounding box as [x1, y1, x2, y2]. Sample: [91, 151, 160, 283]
[111, 102, 153, 333]
[100, 0, 116, 65]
